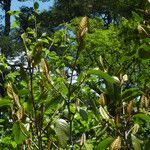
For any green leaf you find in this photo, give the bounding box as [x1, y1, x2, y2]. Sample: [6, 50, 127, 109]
[138, 44, 150, 59]
[54, 119, 69, 148]
[79, 109, 88, 121]
[0, 119, 5, 123]
[142, 38, 150, 43]
[11, 141, 17, 148]
[97, 137, 114, 150]
[87, 70, 119, 84]
[122, 88, 143, 102]
[12, 121, 29, 145]
[42, 38, 49, 44]
[0, 98, 12, 107]
[77, 72, 84, 82]
[34, 2, 39, 10]
[144, 139, 150, 150]
[133, 114, 150, 123]
[85, 142, 93, 150]
[12, 20, 19, 28]
[20, 67, 29, 83]
[131, 134, 142, 150]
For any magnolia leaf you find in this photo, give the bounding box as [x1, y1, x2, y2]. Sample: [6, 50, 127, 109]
[122, 88, 143, 102]
[131, 134, 142, 150]
[54, 119, 69, 148]
[133, 114, 150, 123]
[0, 119, 5, 123]
[77, 72, 84, 82]
[87, 70, 119, 84]
[84, 142, 93, 150]
[20, 67, 29, 83]
[13, 121, 29, 145]
[97, 137, 114, 150]
[142, 37, 150, 43]
[138, 44, 150, 59]
[0, 99, 12, 107]
[79, 109, 88, 121]
[12, 20, 19, 28]
[144, 140, 150, 150]
[34, 2, 39, 10]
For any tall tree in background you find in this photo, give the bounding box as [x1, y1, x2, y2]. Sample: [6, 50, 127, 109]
[0, 0, 11, 36]
[39, 0, 145, 30]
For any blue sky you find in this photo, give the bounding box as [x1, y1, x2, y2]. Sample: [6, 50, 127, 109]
[0, 0, 54, 24]
[11, 0, 54, 11]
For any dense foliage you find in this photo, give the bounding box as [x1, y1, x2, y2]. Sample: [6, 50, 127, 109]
[0, 0, 150, 149]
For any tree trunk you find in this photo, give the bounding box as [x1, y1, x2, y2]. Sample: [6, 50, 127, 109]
[0, 0, 11, 97]
[4, 0, 11, 36]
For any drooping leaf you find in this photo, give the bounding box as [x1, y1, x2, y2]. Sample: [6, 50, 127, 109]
[122, 88, 143, 102]
[133, 114, 150, 124]
[54, 119, 69, 148]
[12, 121, 29, 145]
[87, 70, 119, 84]
[97, 137, 113, 150]
[0, 98, 12, 107]
[131, 134, 142, 150]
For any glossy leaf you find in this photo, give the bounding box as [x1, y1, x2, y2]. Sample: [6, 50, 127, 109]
[87, 70, 118, 84]
[97, 137, 113, 150]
